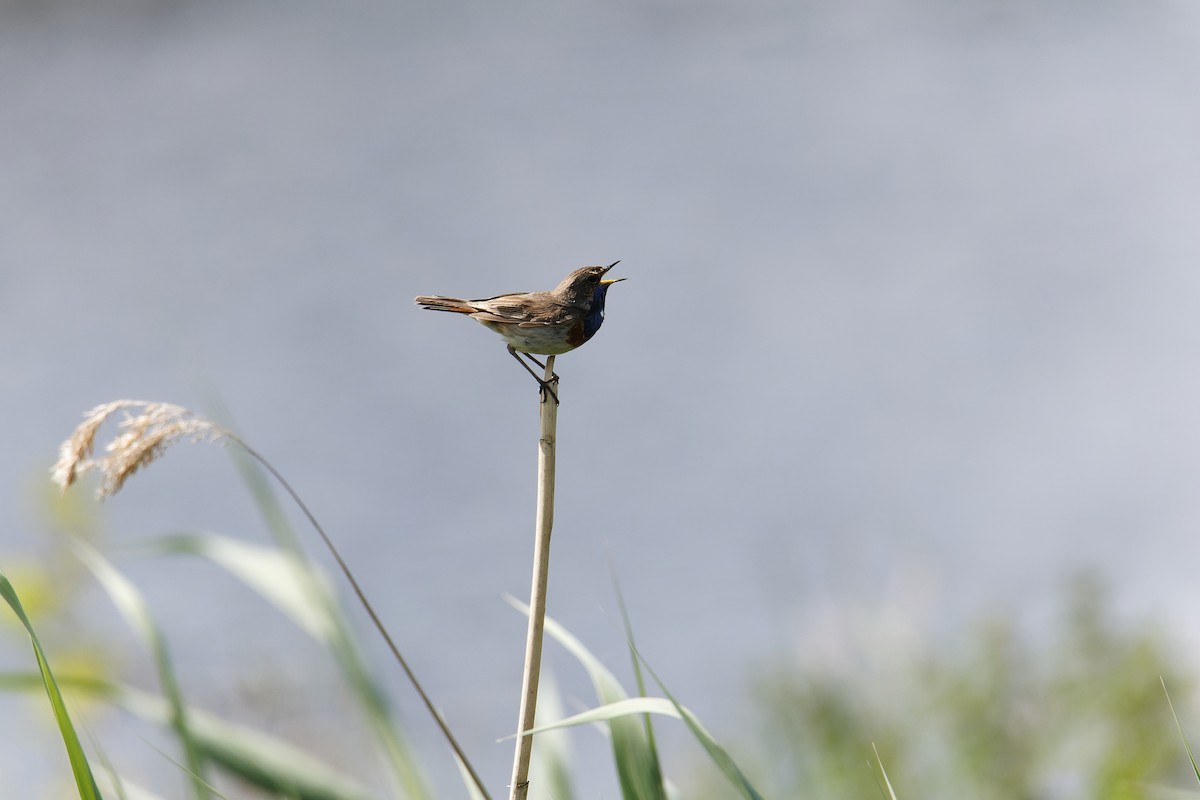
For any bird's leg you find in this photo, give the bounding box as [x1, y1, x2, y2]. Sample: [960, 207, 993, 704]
[508, 346, 560, 404]
[524, 353, 563, 384]
[523, 353, 563, 399]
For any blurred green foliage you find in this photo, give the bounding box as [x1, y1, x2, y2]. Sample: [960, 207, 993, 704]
[1, 483, 112, 685]
[731, 576, 1194, 800]
[9, 477, 1199, 798]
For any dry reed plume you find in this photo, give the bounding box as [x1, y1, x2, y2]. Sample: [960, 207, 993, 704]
[52, 400, 229, 498]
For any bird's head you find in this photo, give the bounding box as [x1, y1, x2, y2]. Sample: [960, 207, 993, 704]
[555, 261, 626, 307]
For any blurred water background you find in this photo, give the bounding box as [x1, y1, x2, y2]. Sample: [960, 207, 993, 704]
[4, 0, 1200, 795]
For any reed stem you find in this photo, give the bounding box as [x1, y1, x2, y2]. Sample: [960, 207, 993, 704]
[508, 355, 558, 800]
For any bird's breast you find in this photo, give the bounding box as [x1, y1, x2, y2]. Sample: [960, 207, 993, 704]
[478, 319, 579, 355]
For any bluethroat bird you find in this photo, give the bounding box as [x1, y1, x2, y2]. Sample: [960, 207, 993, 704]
[415, 262, 625, 403]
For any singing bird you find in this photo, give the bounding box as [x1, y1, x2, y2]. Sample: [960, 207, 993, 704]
[414, 262, 625, 403]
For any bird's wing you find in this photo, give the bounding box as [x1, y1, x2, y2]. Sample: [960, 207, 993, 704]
[468, 293, 530, 317]
[465, 291, 581, 326]
[468, 291, 559, 322]
[469, 311, 523, 325]
[517, 302, 583, 327]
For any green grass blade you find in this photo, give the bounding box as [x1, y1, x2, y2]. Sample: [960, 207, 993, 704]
[505, 698, 682, 736]
[507, 596, 666, 800]
[529, 673, 575, 800]
[873, 743, 899, 800]
[455, 753, 489, 800]
[210, 401, 307, 556]
[1, 672, 374, 800]
[508, 689, 761, 800]
[636, 654, 766, 800]
[1163, 678, 1200, 784]
[506, 595, 627, 704]
[0, 572, 103, 800]
[148, 531, 429, 798]
[71, 541, 212, 799]
[148, 532, 336, 643]
[611, 576, 666, 791]
[118, 686, 378, 800]
[93, 746, 131, 800]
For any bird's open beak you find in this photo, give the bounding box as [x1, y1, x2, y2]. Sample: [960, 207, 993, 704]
[600, 261, 625, 285]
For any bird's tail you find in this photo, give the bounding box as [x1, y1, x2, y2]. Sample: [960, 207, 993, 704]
[414, 295, 476, 313]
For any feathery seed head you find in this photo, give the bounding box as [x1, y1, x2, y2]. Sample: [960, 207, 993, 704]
[51, 400, 228, 499]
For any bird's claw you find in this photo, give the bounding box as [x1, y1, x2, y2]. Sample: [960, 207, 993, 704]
[539, 374, 561, 405]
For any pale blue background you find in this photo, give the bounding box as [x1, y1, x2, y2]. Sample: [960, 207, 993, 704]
[4, 0, 1200, 796]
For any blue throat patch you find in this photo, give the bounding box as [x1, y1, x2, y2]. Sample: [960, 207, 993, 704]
[581, 283, 612, 343]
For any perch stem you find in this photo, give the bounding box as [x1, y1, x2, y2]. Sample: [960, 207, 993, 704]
[508, 355, 558, 800]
